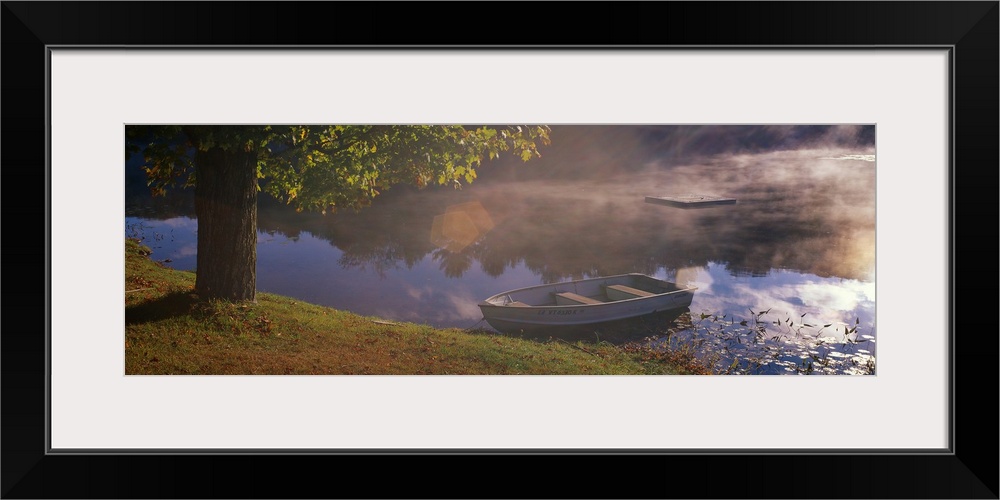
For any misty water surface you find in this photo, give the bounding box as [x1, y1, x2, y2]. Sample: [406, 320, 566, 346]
[126, 126, 876, 374]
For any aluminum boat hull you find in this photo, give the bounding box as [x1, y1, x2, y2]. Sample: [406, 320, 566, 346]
[478, 274, 696, 333]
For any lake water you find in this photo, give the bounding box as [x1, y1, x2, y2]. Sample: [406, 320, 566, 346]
[125, 148, 876, 375]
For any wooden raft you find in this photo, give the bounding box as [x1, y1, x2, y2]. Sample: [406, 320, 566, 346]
[645, 195, 737, 208]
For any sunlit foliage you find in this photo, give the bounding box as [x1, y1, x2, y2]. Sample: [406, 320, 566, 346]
[126, 125, 552, 214]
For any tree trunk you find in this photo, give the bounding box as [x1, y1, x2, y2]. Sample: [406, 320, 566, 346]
[194, 146, 258, 301]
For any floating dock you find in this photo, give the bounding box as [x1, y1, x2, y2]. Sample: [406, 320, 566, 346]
[645, 195, 737, 208]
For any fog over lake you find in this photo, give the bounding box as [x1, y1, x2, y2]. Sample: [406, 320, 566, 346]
[126, 125, 876, 374]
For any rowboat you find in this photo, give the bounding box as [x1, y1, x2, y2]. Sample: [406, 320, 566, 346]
[478, 274, 696, 333]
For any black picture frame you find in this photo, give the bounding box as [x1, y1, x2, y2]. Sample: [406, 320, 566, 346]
[3, 2, 996, 498]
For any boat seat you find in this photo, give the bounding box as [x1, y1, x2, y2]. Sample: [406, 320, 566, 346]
[606, 284, 655, 300]
[554, 292, 602, 305]
[506, 301, 531, 307]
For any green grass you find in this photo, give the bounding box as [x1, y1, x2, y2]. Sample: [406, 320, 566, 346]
[125, 238, 711, 375]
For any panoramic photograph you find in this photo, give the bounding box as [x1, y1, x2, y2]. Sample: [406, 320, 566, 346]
[125, 124, 876, 375]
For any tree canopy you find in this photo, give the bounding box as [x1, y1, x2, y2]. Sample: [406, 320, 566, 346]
[127, 124, 551, 213]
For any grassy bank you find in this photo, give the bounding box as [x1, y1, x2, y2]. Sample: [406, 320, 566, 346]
[125, 239, 710, 375]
